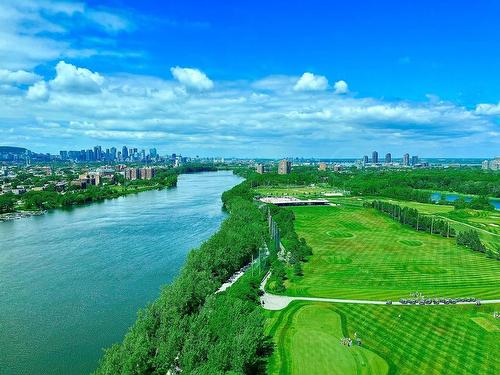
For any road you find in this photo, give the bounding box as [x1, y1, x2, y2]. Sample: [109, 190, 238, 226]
[259, 273, 500, 311]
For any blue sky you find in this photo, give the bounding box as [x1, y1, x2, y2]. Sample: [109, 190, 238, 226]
[0, 0, 499, 157]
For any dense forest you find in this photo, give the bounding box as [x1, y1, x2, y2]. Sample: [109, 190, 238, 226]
[241, 167, 499, 208]
[0, 192, 16, 213]
[95, 181, 272, 374]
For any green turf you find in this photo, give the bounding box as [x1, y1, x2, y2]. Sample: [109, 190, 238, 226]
[283, 205, 500, 300]
[266, 301, 500, 375]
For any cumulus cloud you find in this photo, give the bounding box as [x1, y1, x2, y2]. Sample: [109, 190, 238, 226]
[27, 81, 49, 100]
[0, 69, 41, 85]
[50, 61, 104, 93]
[475, 102, 500, 116]
[170, 66, 214, 91]
[293, 72, 328, 91]
[334, 80, 349, 94]
[0, 1, 135, 69]
[1, 60, 499, 157]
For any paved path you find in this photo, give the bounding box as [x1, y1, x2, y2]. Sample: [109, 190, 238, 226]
[259, 273, 500, 311]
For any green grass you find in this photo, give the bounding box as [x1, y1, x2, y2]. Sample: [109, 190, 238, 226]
[283, 205, 500, 300]
[266, 301, 500, 375]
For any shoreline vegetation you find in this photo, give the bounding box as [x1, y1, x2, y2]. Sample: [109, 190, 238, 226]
[0, 164, 218, 222]
[94, 176, 273, 374]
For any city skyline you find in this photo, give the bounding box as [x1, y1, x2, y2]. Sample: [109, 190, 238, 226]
[0, 1, 499, 157]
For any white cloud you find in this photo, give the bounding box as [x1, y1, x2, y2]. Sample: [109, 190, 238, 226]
[334, 80, 349, 94]
[85, 9, 133, 33]
[50, 61, 104, 93]
[293, 72, 328, 91]
[170, 66, 214, 91]
[27, 81, 49, 100]
[0, 69, 41, 84]
[475, 102, 500, 116]
[0, 1, 136, 70]
[1, 62, 498, 157]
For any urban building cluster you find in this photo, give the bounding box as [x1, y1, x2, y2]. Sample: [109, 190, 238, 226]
[481, 157, 500, 171]
[59, 145, 161, 163]
[360, 151, 426, 168]
[0, 163, 158, 196]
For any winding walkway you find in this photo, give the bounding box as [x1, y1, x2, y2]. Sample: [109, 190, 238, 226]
[259, 273, 500, 311]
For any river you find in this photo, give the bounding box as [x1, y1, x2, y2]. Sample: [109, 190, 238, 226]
[0, 171, 242, 375]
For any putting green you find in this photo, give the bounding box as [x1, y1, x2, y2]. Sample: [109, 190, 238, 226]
[282, 205, 500, 300]
[266, 302, 389, 375]
[266, 302, 500, 375]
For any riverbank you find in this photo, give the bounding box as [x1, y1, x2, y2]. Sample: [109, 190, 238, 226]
[0, 210, 44, 222]
[0, 165, 221, 222]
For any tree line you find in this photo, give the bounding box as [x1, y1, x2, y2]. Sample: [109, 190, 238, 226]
[367, 200, 498, 260]
[367, 200, 456, 237]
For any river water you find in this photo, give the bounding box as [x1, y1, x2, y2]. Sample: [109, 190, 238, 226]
[430, 192, 500, 209]
[0, 171, 242, 375]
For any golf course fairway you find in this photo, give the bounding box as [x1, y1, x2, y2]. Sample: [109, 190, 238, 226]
[282, 205, 500, 300]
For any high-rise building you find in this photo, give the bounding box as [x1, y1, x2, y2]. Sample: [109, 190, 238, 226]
[110, 147, 117, 161]
[403, 153, 410, 166]
[86, 149, 94, 161]
[60, 150, 68, 160]
[149, 148, 158, 159]
[372, 151, 379, 164]
[411, 155, 419, 165]
[94, 145, 102, 161]
[385, 153, 392, 163]
[278, 159, 292, 174]
[363, 155, 369, 164]
[122, 146, 129, 161]
[256, 164, 264, 174]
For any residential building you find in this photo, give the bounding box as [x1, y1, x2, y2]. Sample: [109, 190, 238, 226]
[403, 153, 410, 166]
[256, 164, 265, 174]
[124, 168, 139, 180]
[139, 167, 156, 180]
[318, 162, 327, 171]
[482, 157, 500, 171]
[278, 159, 292, 174]
[333, 164, 342, 172]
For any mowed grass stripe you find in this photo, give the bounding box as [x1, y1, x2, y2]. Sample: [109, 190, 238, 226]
[284, 205, 500, 300]
[267, 302, 500, 375]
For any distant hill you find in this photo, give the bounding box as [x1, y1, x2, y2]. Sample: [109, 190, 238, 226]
[0, 146, 28, 154]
